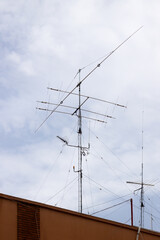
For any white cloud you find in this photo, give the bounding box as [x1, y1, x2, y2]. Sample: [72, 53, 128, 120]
[7, 51, 21, 63]
[7, 52, 35, 75]
[28, 25, 66, 58]
[19, 59, 35, 76]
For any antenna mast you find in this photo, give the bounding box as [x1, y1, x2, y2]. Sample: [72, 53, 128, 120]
[78, 69, 83, 213]
[127, 112, 154, 228]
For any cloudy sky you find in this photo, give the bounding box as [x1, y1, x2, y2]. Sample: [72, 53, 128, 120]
[1, 0, 160, 231]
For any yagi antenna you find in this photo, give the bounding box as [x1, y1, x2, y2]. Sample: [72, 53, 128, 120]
[37, 26, 143, 213]
[35, 26, 143, 133]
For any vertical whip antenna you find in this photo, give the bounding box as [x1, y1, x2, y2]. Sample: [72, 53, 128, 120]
[127, 111, 154, 228]
[140, 111, 144, 227]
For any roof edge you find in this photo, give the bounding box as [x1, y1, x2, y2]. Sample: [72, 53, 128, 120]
[0, 192, 159, 236]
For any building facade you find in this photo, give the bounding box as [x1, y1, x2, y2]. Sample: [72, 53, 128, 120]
[0, 193, 160, 240]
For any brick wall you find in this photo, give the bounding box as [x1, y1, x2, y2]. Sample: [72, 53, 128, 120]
[17, 202, 40, 240]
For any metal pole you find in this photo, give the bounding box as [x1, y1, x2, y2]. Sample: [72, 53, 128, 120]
[140, 163, 144, 227]
[140, 111, 144, 227]
[130, 198, 133, 226]
[78, 69, 82, 213]
[151, 214, 153, 230]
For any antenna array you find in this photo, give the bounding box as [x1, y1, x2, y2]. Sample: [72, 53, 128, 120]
[36, 26, 143, 213]
[37, 77, 125, 213]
